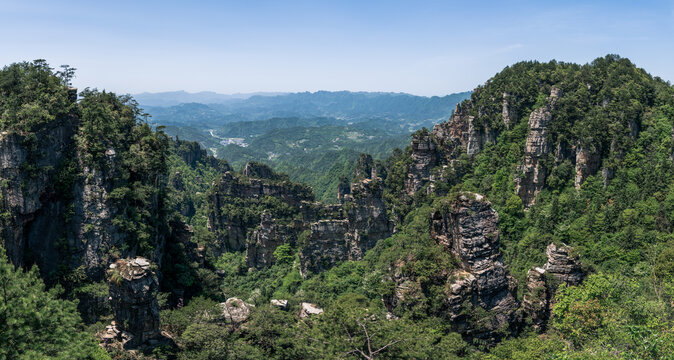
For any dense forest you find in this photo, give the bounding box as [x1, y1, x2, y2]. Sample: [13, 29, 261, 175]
[1, 56, 673, 359]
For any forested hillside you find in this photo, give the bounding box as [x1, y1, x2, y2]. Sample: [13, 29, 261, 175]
[1, 56, 673, 359]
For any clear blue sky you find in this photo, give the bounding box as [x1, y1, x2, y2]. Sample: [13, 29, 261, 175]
[1, 0, 672, 96]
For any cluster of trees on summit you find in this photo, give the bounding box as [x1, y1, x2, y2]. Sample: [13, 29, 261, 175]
[0, 55, 673, 359]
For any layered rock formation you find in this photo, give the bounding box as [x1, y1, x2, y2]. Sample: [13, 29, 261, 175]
[107, 257, 160, 348]
[208, 169, 313, 252]
[245, 210, 300, 269]
[515, 87, 560, 208]
[404, 102, 498, 197]
[430, 193, 519, 342]
[521, 243, 584, 332]
[299, 177, 392, 276]
[404, 133, 438, 195]
[574, 143, 602, 189]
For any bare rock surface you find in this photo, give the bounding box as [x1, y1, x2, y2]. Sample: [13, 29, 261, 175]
[107, 257, 161, 348]
[515, 87, 560, 208]
[431, 193, 519, 343]
[221, 297, 255, 324]
[521, 243, 584, 332]
[299, 302, 324, 319]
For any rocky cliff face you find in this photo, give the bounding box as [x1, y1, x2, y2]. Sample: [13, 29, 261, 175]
[245, 210, 300, 269]
[208, 169, 313, 252]
[515, 87, 560, 208]
[574, 143, 602, 189]
[502, 92, 517, 129]
[521, 243, 584, 332]
[0, 119, 77, 275]
[430, 193, 519, 342]
[404, 133, 438, 196]
[403, 102, 499, 197]
[107, 257, 161, 348]
[300, 177, 392, 276]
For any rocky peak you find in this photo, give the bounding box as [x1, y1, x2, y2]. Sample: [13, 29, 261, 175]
[106, 257, 160, 348]
[430, 193, 519, 342]
[521, 243, 584, 332]
[515, 87, 561, 208]
[300, 177, 392, 276]
[404, 132, 438, 196]
[544, 243, 583, 287]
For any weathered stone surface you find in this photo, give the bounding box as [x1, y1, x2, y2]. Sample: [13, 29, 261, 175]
[107, 257, 160, 348]
[544, 243, 583, 287]
[431, 193, 500, 271]
[502, 92, 517, 129]
[208, 171, 313, 252]
[246, 211, 299, 269]
[299, 302, 323, 319]
[221, 297, 254, 324]
[299, 219, 350, 276]
[431, 193, 519, 343]
[403, 101, 499, 197]
[574, 143, 602, 189]
[521, 243, 584, 332]
[270, 299, 288, 310]
[515, 87, 560, 208]
[0, 119, 77, 275]
[299, 177, 392, 276]
[404, 132, 438, 195]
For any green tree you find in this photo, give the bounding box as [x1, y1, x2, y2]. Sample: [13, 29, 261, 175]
[0, 248, 109, 360]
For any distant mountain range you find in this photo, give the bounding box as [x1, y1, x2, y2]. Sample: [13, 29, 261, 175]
[142, 90, 472, 129]
[133, 90, 285, 107]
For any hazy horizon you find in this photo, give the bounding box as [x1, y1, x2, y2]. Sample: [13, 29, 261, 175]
[2, 1, 673, 96]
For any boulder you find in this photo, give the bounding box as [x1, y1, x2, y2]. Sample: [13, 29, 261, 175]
[221, 297, 254, 324]
[299, 302, 323, 319]
[270, 299, 288, 310]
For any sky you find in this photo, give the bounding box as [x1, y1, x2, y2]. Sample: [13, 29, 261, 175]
[1, 0, 673, 96]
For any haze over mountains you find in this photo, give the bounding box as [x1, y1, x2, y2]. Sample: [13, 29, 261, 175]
[141, 90, 471, 201]
[133, 90, 285, 107]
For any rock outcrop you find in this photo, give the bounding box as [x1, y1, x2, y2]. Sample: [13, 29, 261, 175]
[299, 177, 392, 276]
[574, 143, 602, 189]
[515, 87, 560, 208]
[543, 243, 583, 287]
[0, 119, 77, 275]
[107, 257, 161, 348]
[403, 102, 498, 197]
[404, 133, 438, 196]
[271, 299, 288, 310]
[299, 302, 324, 319]
[208, 171, 313, 252]
[245, 211, 300, 269]
[502, 92, 517, 128]
[521, 243, 584, 332]
[430, 193, 519, 342]
[221, 297, 254, 324]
